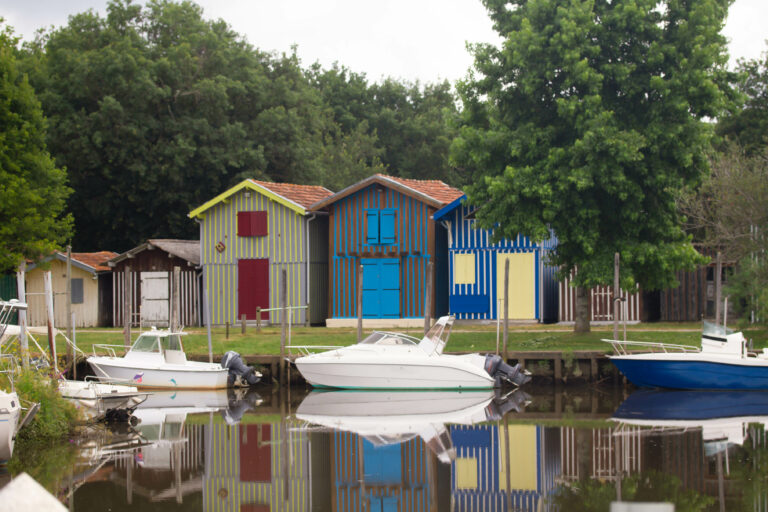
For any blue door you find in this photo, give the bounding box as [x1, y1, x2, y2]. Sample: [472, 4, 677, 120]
[361, 258, 400, 318]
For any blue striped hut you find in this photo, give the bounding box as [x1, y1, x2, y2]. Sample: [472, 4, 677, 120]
[433, 195, 558, 322]
[310, 174, 463, 325]
[189, 179, 334, 326]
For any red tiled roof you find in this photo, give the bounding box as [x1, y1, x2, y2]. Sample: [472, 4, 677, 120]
[250, 180, 334, 209]
[377, 174, 464, 205]
[70, 251, 118, 272]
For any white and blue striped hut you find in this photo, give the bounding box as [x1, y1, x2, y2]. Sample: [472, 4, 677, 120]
[433, 195, 558, 322]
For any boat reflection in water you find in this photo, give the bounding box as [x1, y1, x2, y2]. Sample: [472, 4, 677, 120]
[67, 388, 262, 505]
[296, 389, 530, 463]
[611, 388, 768, 455]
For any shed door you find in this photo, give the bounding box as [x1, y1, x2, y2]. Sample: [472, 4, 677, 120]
[238, 259, 270, 320]
[140, 271, 169, 327]
[496, 253, 536, 320]
[361, 258, 400, 318]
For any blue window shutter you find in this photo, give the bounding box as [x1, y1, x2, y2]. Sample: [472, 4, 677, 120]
[380, 209, 397, 245]
[366, 210, 380, 244]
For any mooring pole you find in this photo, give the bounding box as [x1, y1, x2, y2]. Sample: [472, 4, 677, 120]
[280, 269, 287, 385]
[16, 262, 29, 368]
[66, 245, 72, 370]
[613, 252, 620, 341]
[123, 265, 132, 349]
[357, 264, 363, 342]
[172, 266, 181, 331]
[715, 252, 722, 325]
[44, 270, 57, 371]
[503, 258, 509, 362]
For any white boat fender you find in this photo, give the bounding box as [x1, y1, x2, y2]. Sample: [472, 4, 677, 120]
[483, 354, 532, 388]
[221, 351, 262, 387]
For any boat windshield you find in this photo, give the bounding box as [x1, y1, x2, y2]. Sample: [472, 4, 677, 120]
[702, 320, 735, 337]
[131, 333, 184, 353]
[359, 332, 418, 346]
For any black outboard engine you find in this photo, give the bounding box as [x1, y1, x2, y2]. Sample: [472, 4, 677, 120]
[485, 389, 532, 420]
[221, 351, 262, 387]
[484, 354, 532, 388]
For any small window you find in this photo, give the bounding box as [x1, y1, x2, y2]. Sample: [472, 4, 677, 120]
[454, 253, 476, 285]
[132, 334, 160, 352]
[71, 278, 84, 304]
[238, 211, 268, 237]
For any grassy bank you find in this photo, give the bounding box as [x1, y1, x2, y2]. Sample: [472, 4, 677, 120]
[47, 322, 768, 359]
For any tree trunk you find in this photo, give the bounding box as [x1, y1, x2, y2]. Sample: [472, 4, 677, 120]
[574, 286, 591, 333]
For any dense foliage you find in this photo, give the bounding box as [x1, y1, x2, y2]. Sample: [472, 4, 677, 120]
[452, 0, 735, 298]
[16, 0, 458, 251]
[717, 52, 768, 154]
[0, 23, 72, 273]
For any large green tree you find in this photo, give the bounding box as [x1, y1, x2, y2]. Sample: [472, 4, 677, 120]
[0, 22, 72, 274]
[453, 0, 734, 330]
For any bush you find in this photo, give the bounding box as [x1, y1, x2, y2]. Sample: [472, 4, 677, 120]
[13, 368, 79, 440]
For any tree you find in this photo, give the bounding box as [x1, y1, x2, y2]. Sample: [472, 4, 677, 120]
[0, 22, 72, 273]
[452, 0, 734, 331]
[679, 144, 768, 324]
[717, 48, 768, 154]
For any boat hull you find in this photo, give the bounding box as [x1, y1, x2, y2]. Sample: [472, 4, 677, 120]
[0, 392, 20, 464]
[295, 357, 495, 389]
[87, 357, 229, 389]
[610, 356, 768, 390]
[613, 389, 768, 421]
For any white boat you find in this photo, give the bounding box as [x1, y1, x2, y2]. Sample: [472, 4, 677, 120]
[606, 321, 768, 390]
[295, 388, 530, 463]
[57, 378, 150, 421]
[87, 328, 261, 389]
[292, 315, 530, 389]
[0, 386, 21, 465]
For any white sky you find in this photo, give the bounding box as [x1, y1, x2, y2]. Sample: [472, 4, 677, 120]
[2, 0, 767, 84]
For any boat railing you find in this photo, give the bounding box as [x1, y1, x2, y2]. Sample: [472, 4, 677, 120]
[286, 345, 343, 357]
[603, 339, 700, 356]
[0, 354, 19, 392]
[91, 344, 128, 358]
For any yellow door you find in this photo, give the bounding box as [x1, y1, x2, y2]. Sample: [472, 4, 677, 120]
[496, 252, 535, 320]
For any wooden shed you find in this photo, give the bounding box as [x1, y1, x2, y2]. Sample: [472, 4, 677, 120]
[26, 251, 117, 328]
[189, 179, 334, 326]
[106, 239, 201, 327]
[433, 195, 559, 322]
[311, 174, 463, 326]
[557, 271, 642, 324]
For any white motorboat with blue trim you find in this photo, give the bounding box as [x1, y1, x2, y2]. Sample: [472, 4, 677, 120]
[606, 321, 767, 390]
[87, 328, 261, 389]
[292, 315, 530, 389]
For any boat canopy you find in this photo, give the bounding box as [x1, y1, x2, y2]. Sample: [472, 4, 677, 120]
[131, 330, 185, 353]
[702, 321, 735, 337]
[359, 331, 419, 346]
[418, 316, 455, 356]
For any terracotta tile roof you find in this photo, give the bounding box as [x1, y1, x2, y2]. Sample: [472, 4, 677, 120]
[377, 174, 464, 205]
[69, 251, 118, 272]
[250, 180, 334, 209]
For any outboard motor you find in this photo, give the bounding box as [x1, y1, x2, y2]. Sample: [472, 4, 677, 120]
[485, 389, 532, 420]
[484, 354, 532, 387]
[221, 351, 262, 387]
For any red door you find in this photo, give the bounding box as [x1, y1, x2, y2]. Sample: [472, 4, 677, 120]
[238, 259, 269, 320]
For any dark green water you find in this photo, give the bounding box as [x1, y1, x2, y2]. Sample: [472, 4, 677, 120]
[5, 384, 768, 511]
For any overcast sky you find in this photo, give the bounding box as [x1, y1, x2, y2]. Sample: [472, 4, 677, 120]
[2, 0, 767, 84]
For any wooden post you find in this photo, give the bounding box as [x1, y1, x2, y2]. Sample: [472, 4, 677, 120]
[71, 312, 77, 380]
[203, 278, 213, 363]
[423, 261, 433, 335]
[613, 252, 619, 341]
[241, 314, 247, 334]
[715, 252, 722, 325]
[357, 264, 364, 342]
[503, 258, 509, 362]
[65, 245, 72, 369]
[16, 262, 29, 368]
[171, 266, 181, 331]
[280, 269, 287, 385]
[226, 321, 230, 340]
[44, 271, 57, 371]
[123, 265, 132, 349]
[256, 307, 261, 331]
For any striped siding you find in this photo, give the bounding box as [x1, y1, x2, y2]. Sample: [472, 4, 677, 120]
[445, 203, 558, 321]
[200, 190, 309, 325]
[205, 422, 310, 512]
[330, 186, 434, 319]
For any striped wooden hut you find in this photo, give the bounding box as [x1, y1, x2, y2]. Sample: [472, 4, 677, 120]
[310, 174, 463, 325]
[433, 195, 559, 322]
[189, 179, 333, 326]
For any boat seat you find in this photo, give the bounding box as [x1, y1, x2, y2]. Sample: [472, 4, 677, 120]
[164, 350, 187, 364]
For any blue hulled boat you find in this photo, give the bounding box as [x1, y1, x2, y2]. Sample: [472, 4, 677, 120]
[606, 322, 768, 390]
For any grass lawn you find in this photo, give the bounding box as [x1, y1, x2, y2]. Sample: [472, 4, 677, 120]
[41, 321, 768, 359]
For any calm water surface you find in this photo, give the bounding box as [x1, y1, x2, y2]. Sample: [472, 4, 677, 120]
[5, 383, 768, 511]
